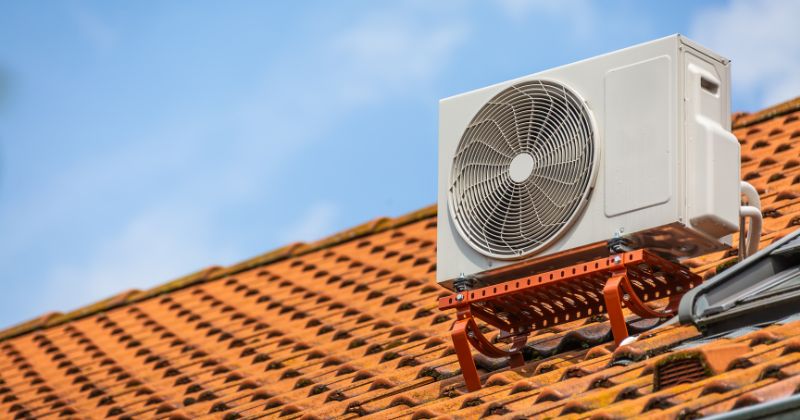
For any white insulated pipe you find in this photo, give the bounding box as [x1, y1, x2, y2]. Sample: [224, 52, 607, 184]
[739, 181, 763, 260]
[741, 181, 761, 209]
[739, 206, 762, 259]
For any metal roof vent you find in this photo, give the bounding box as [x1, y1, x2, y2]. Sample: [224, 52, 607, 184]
[654, 357, 707, 391]
[653, 343, 748, 391]
[679, 228, 800, 336]
[448, 80, 595, 259]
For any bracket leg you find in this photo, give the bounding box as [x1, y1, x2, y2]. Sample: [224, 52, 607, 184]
[509, 351, 525, 368]
[451, 318, 481, 392]
[603, 273, 630, 346]
[665, 294, 682, 314]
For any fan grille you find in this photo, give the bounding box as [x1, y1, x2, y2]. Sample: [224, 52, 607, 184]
[448, 80, 596, 259]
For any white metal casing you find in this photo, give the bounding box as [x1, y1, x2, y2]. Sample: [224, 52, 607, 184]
[437, 34, 740, 286]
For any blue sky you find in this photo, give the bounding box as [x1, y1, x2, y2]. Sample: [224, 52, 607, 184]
[0, 0, 798, 328]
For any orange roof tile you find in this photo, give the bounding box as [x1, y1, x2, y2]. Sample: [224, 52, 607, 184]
[1, 96, 800, 419]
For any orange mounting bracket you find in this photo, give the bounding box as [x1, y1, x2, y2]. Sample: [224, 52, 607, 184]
[437, 249, 700, 391]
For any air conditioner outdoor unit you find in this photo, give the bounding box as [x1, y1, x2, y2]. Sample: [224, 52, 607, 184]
[437, 34, 741, 288]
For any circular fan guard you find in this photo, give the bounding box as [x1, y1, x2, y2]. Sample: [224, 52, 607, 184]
[448, 80, 596, 260]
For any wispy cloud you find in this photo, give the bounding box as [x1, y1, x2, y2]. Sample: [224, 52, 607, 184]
[70, 5, 117, 51]
[331, 15, 467, 104]
[496, 0, 597, 40]
[279, 201, 339, 244]
[41, 202, 239, 313]
[690, 0, 800, 108]
[14, 3, 469, 320]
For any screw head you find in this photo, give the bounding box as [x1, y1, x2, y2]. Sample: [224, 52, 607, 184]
[622, 294, 630, 301]
[456, 293, 464, 302]
[612, 256, 622, 264]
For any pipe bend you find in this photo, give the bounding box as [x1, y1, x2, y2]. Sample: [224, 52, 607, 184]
[739, 205, 763, 258]
[741, 181, 761, 209]
[739, 181, 762, 260]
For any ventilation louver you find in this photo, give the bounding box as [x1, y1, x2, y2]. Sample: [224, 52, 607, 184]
[653, 358, 707, 391]
[448, 80, 596, 260]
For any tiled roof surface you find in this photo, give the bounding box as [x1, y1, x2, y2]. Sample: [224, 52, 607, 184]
[1, 97, 800, 419]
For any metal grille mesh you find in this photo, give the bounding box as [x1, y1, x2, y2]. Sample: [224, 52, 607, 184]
[448, 80, 595, 259]
[655, 358, 708, 390]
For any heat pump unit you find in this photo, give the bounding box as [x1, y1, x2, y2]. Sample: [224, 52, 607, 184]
[437, 34, 740, 287]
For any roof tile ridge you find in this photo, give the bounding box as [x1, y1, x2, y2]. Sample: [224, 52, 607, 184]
[733, 96, 800, 130]
[0, 204, 437, 343]
[0, 266, 222, 343]
[218, 204, 436, 279]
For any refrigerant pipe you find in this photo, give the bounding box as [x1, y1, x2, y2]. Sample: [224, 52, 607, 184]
[739, 181, 762, 260]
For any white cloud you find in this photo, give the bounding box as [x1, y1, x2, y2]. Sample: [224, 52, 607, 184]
[70, 5, 117, 51]
[496, 0, 596, 40]
[331, 16, 467, 104]
[40, 203, 239, 314]
[278, 201, 339, 244]
[690, 0, 800, 108]
[16, 3, 469, 320]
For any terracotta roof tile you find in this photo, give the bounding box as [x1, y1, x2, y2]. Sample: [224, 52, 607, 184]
[1, 96, 800, 418]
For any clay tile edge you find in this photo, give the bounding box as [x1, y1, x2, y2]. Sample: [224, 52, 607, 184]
[0, 204, 437, 342]
[733, 95, 800, 129]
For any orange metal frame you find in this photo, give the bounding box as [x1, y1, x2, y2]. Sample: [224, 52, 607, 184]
[437, 249, 701, 391]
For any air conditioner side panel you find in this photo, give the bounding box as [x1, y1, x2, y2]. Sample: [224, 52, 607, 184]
[683, 50, 740, 238]
[603, 55, 673, 218]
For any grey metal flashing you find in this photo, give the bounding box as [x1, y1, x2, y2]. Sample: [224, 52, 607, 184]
[777, 313, 800, 325]
[670, 326, 764, 351]
[679, 228, 800, 336]
[703, 392, 800, 420]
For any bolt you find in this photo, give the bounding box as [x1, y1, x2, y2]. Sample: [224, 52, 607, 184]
[612, 256, 622, 264]
[623, 294, 630, 302]
[467, 331, 475, 339]
[454, 274, 473, 293]
[456, 293, 464, 302]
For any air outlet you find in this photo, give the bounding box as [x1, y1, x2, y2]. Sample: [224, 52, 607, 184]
[654, 358, 707, 391]
[447, 80, 596, 259]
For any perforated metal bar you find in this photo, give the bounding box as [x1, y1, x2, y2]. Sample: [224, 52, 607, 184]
[438, 250, 701, 391]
